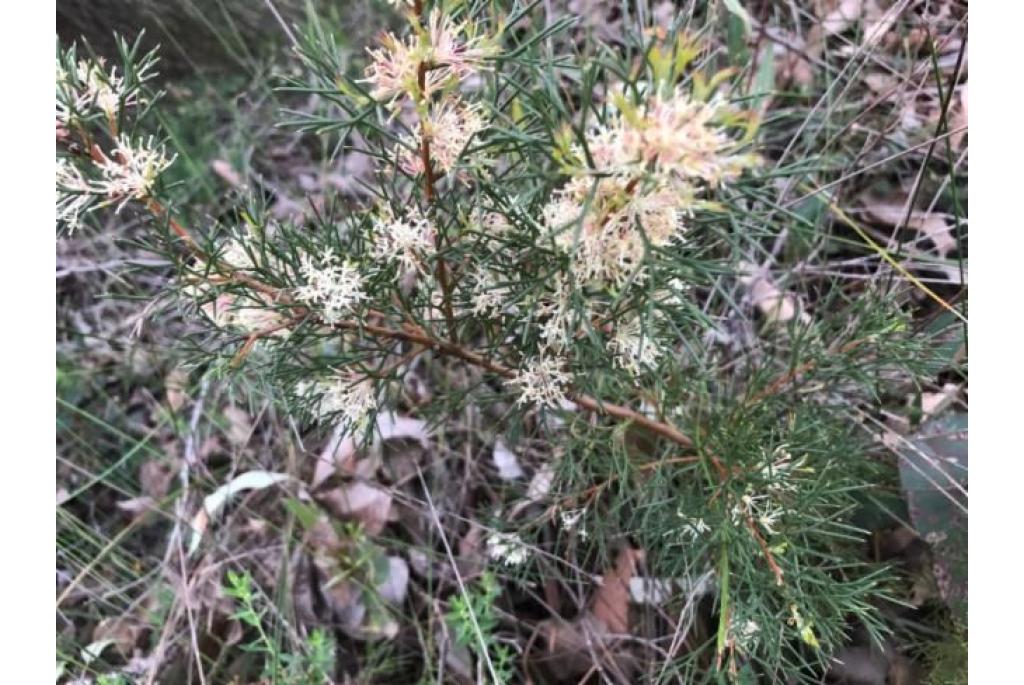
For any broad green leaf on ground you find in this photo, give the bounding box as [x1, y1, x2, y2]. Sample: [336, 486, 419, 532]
[895, 412, 967, 619]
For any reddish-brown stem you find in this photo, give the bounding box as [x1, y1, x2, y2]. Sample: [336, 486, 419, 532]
[415, 58, 459, 344]
[230, 317, 301, 368]
[746, 516, 785, 587]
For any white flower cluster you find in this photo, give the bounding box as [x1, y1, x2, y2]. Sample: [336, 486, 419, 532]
[608, 316, 662, 376]
[363, 9, 494, 107]
[371, 210, 435, 273]
[57, 56, 152, 123]
[398, 98, 486, 176]
[94, 136, 175, 210]
[758, 445, 810, 495]
[470, 270, 513, 317]
[486, 531, 530, 566]
[677, 513, 711, 542]
[542, 85, 759, 285]
[509, 357, 571, 409]
[297, 372, 379, 430]
[296, 250, 366, 324]
[56, 136, 174, 231]
[730, 490, 786, 537]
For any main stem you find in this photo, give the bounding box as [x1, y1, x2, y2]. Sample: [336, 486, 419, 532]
[414, 3, 458, 344]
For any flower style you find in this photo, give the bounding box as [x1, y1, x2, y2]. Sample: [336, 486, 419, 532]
[731, 490, 786, 537]
[371, 210, 435, 273]
[295, 250, 365, 324]
[94, 136, 175, 210]
[423, 9, 496, 82]
[678, 512, 711, 541]
[509, 356, 571, 409]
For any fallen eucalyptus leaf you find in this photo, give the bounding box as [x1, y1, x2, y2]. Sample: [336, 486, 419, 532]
[189, 471, 289, 554]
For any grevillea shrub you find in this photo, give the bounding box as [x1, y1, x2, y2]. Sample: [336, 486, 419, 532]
[57, 4, 952, 681]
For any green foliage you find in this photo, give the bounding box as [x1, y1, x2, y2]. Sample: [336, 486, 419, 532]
[224, 570, 335, 684]
[56, 1, 964, 681]
[447, 571, 515, 684]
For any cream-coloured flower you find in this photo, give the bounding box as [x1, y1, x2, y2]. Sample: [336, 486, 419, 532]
[300, 372, 379, 430]
[295, 250, 365, 324]
[543, 82, 759, 285]
[398, 97, 486, 175]
[510, 356, 571, 409]
[486, 531, 530, 566]
[58, 57, 152, 122]
[364, 32, 440, 107]
[424, 9, 496, 81]
[470, 270, 513, 316]
[94, 136, 175, 209]
[608, 317, 662, 376]
[372, 210, 435, 273]
[56, 159, 95, 231]
[363, 10, 494, 108]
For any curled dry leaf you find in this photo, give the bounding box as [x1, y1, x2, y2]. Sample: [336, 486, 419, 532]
[210, 159, 244, 188]
[819, 0, 864, 36]
[312, 412, 431, 489]
[222, 405, 253, 447]
[590, 546, 644, 634]
[317, 481, 394, 535]
[738, 261, 812, 326]
[859, 192, 958, 257]
[164, 366, 189, 412]
[188, 470, 290, 554]
[510, 462, 556, 518]
[492, 438, 525, 480]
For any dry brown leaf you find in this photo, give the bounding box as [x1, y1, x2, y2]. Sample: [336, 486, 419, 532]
[738, 262, 812, 326]
[211, 159, 244, 188]
[311, 413, 431, 488]
[492, 438, 525, 480]
[116, 496, 158, 517]
[139, 459, 175, 500]
[92, 617, 144, 659]
[820, 0, 864, 35]
[920, 383, 960, 418]
[859, 194, 957, 257]
[164, 366, 189, 412]
[318, 482, 394, 535]
[861, 0, 898, 47]
[590, 546, 643, 635]
[223, 405, 253, 447]
[950, 83, 968, 150]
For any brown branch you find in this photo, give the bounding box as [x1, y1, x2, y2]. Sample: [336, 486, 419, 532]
[746, 516, 785, 587]
[415, 59, 459, 344]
